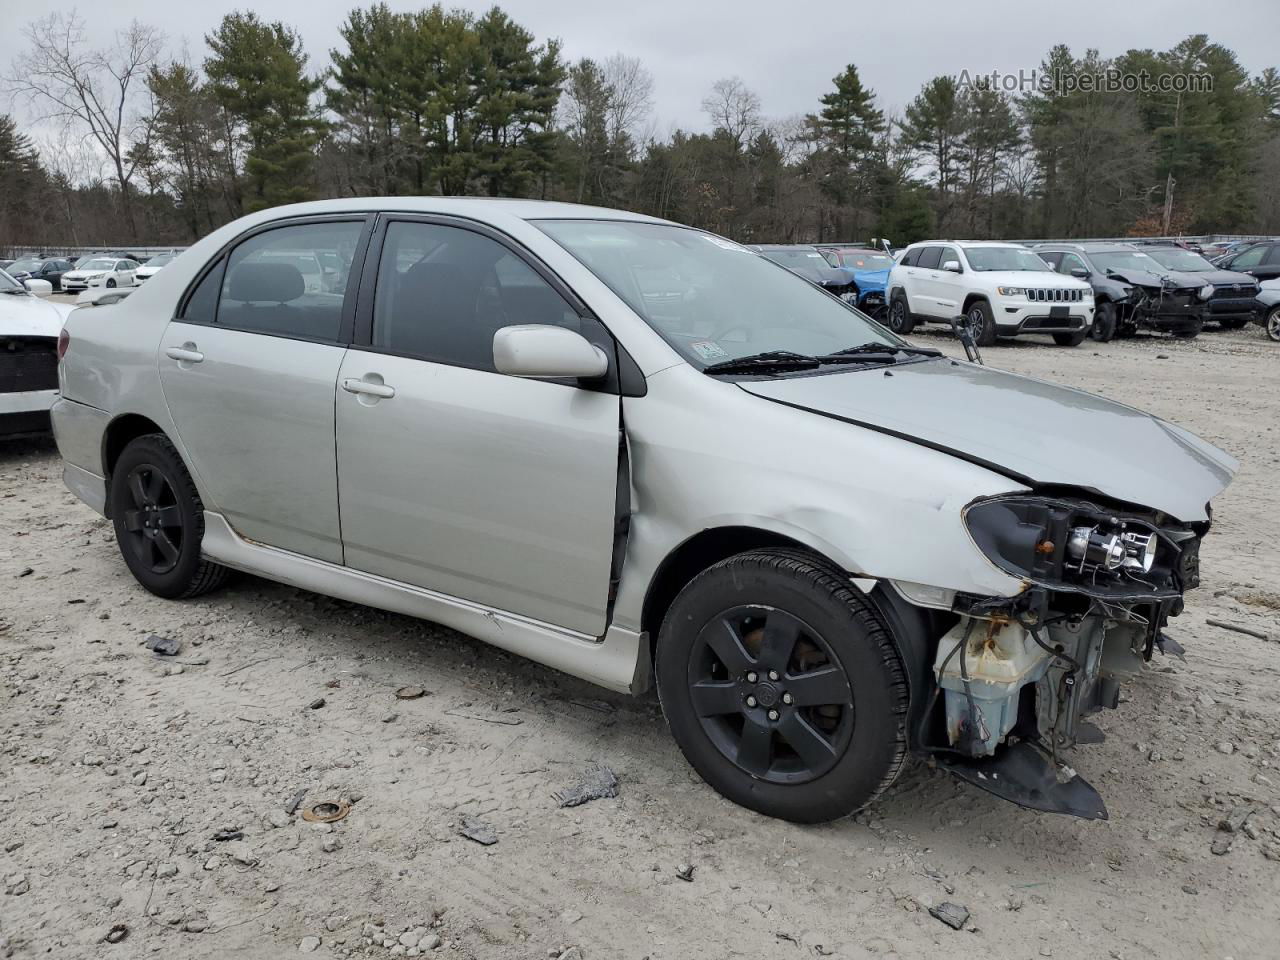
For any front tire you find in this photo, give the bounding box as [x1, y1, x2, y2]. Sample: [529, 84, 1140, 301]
[1266, 306, 1280, 343]
[1053, 330, 1087, 346]
[655, 551, 909, 824]
[967, 300, 997, 347]
[886, 293, 915, 335]
[109, 434, 228, 599]
[106, 278, 116, 288]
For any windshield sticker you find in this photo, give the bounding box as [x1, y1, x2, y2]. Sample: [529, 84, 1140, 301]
[689, 340, 730, 361]
[703, 235, 749, 253]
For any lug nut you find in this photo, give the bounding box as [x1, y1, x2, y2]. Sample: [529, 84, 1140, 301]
[745, 695, 757, 708]
[746, 671, 758, 683]
[767, 709, 779, 721]
[768, 670, 779, 681]
[782, 693, 793, 705]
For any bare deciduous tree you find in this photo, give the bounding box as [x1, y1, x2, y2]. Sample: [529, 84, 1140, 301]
[701, 76, 762, 148]
[601, 53, 654, 150]
[6, 12, 163, 238]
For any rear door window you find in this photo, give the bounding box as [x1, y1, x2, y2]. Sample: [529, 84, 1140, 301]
[216, 221, 364, 342]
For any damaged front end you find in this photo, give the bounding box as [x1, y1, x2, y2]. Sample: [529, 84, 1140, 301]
[1114, 273, 1210, 335]
[916, 493, 1208, 820]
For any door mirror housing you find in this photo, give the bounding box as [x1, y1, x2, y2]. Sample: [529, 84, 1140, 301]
[1070, 267, 1089, 279]
[493, 325, 609, 380]
[23, 279, 53, 298]
[941, 259, 962, 273]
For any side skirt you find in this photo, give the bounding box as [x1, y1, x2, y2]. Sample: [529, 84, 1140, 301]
[200, 512, 645, 694]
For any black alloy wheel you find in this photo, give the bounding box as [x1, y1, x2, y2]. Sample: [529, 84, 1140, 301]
[688, 605, 854, 785]
[120, 463, 184, 575]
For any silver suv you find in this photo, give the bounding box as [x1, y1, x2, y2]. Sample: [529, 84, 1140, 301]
[52, 200, 1235, 823]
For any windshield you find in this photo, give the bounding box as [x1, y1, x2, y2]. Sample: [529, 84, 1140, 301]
[535, 220, 899, 368]
[1090, 250, 1164, 274]
[8, 259, 41, 273]
[964, 247, 1054, 272]
[146, 253, 175, 267]
[760, 248, 829, 267]
[1143, 247, 1213, 272]
[80, 258, 115, 271]
[839, 251, 894, 269]
[0, 269, 24, 292]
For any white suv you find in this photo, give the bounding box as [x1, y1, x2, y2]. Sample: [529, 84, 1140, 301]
[886, 241, 1094, 346]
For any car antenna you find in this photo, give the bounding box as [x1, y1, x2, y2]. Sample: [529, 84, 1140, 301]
[948, 313, 984, 365]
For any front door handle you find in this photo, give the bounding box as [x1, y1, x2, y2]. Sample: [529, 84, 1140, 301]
[342, 377, 395, 399]
[165, 344, 204, 363]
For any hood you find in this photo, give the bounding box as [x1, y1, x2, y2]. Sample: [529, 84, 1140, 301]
[976, 270, 1091, 290]
[1104, 268, 1203, 291]
[0, 291, 67, 337]
[1195, 269, 1261, 289]
[850, 267, 890, 292]
[738, 358, 1236, 522]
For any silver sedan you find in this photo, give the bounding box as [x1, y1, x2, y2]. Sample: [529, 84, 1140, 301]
[51, 199, 1235, 823]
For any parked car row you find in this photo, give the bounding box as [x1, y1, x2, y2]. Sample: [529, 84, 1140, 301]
[0, 250, 185, 291]
[754, 237, 1274, 346]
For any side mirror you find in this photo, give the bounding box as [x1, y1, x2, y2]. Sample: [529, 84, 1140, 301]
[1070, 267, 1089, 279]
[941, 260, 962, 273]
[23, 279, 53, 298]
[493, 324, 609, 380]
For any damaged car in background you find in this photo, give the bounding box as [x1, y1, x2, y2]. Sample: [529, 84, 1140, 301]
[1036, 242, 1214, 340]
[51, 199, 1236, 826]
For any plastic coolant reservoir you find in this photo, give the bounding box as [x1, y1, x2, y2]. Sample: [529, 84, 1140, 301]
[933, 618, 1052, 756]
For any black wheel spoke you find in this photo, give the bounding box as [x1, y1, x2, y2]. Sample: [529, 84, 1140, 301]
[786, 665, 852, 708]
[153, 505, 182, 528]
[734, 717, 773, 776]
[704, 618, 754, 676]
[145, 469, 165, 502]
[776, 712, 837, 770]
[122, 509, 145, 533]
[128, 472, 149, 508]
[690, 680, 741, 717]
[153, 530, 180, 565]
[757, 611, 800, 672]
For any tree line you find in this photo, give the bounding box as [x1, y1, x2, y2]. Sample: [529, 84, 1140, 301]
[2, 5, 1277, 252]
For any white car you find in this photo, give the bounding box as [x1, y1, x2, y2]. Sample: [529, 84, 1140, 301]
[62, 257, 140, 292]
[0, 270, 73, 438]
[886, 241, 1094, 346]
[135, 252, 178, 283]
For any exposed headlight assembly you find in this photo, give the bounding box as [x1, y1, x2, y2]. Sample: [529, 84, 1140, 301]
[1198, 284, 1215, 300]
[964, 495, 1183, 598]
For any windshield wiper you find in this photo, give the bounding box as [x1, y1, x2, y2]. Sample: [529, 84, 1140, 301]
[827, 343, 942, 358]
[702, 350, 821, 374]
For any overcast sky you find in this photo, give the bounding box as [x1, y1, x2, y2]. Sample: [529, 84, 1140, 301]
[3, 0, 1278, 136]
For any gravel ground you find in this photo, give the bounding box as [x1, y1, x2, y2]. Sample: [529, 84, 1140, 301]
[1, 323, 1278, 960]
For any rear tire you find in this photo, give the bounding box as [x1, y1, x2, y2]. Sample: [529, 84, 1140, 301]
[1053, 331, 1087, 347]
[1266, 306, 1280, 343]
[886, 293, 915, 335]
[655, 550, 909, 823]
[109, 433, 229, 599]
[967, 300, 997, 347]
[1090, 301, 1117, 342]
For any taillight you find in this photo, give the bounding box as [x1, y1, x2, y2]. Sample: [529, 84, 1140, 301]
[57, 328, 70, 359]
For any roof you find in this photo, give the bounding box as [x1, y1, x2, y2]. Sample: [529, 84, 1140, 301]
[905, 240, 1029, 249]
[225, 196, 671, 225]
[1035, 241, 1141, 253]
[752, 243, 819, 251]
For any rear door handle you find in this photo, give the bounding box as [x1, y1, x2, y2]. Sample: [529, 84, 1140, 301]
[342, 378, 395, 399]
[165, 344, 204, 363]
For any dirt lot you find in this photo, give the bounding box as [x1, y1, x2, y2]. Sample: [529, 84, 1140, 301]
[2, 323, 1278, 960]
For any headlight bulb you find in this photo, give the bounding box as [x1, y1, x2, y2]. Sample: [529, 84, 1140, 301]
[1067, 525, 1125, 571]
[1121, 531, 1157, 573]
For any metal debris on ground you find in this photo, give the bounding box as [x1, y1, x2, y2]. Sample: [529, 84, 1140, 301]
[929, 902, 970, 930]
[301, 801, 350, 824]
[307, 697, 326, 710]
[458, 816, 498, 846]
[552, 764, 620, 808]
[675, 863, 695, 882]
[284, 789, 308, 815]
[144, 635, 181, 656]
[1205, 619, 1270, 641]
[395, 685, 427, 700]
